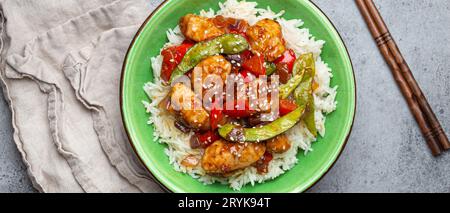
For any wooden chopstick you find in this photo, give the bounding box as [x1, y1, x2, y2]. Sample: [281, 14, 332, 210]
[355, 0, 444, 156]
[364, 0, 450, 151]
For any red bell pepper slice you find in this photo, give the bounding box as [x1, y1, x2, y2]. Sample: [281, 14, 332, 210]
[196, 131, 220, 148]
[242, 53, 266, 76]
[239, 70, 255, 83]
[279, 99, 298, 116]
[160, 40, 194, 82]
[274, 49, 296, 73]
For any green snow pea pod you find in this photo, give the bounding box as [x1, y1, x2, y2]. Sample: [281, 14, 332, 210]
[218, 107, 306, 143]
[293, 53, 315, 76]
[169, 34, 249, 82]
[294, 53, 317, 137]
[304, 103, 317, 137]
[279, 73, 303, 100]
[278, 53, 315, 99]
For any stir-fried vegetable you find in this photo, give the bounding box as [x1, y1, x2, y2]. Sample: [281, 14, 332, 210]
[279, 74, 303, 99]
[265, 62, 277, 75]
[278, 53, 314, 99]
[294, 53, 317, 137]
[169, 34, 249, 82]
[217, 53, 317, 142]
[275, 63, 291, 84]
[212, 15, 249, 38]
[304, 105, 317, 137]
[210, 105, 223, 131]
[239, 70, 254, 83]
[274, 49, 296, 73]
[293, 52, 315, 76]
[161, 41, 194, 82]
[242, 53, 266, 76]
[241, 50, 276, 76]
[279, 99, 298, 116]
[190, 131, 220, 149]
[218, 106, 305, 142]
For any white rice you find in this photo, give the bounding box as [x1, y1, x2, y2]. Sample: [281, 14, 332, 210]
[143, 0, 337, 191]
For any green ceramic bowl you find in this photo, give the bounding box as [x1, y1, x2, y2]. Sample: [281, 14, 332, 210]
[121, 0, 356, 193]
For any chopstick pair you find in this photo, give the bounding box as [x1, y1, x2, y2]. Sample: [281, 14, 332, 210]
[355, 0, 450, 156]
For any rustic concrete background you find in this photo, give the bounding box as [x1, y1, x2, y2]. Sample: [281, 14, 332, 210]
[0, 0, 449, 193]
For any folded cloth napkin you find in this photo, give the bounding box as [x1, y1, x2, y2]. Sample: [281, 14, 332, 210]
[0, 0, 165, 192]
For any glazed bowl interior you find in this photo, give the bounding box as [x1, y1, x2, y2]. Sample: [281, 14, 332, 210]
[121, 0, 356, 193]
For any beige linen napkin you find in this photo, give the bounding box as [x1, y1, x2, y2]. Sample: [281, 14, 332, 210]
[0, 0, 164, 192]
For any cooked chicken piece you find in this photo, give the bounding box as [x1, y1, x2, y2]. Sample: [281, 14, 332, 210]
[202, 139, 266, 174]
[266, 134, 291, 154]
[170, 83, 210, 131]
[180, 14, 225, 42]
[246, 19, 286, 62]
[192, 55, 232, 87]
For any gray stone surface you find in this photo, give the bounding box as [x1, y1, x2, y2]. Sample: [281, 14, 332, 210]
[0, 0, 449, 193]
[0, 89, 36, 193]
[308, 0, 450, 193]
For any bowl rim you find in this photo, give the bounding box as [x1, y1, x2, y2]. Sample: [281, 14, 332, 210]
[120, 0, 357, 193]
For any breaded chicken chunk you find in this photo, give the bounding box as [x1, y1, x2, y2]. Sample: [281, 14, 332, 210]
[246, 19, 286, 62]
[202, 139, 266, 174]
[191, 55, 232, 86]
[170, 83, 210, 131]
[180, 14, 225, 42]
